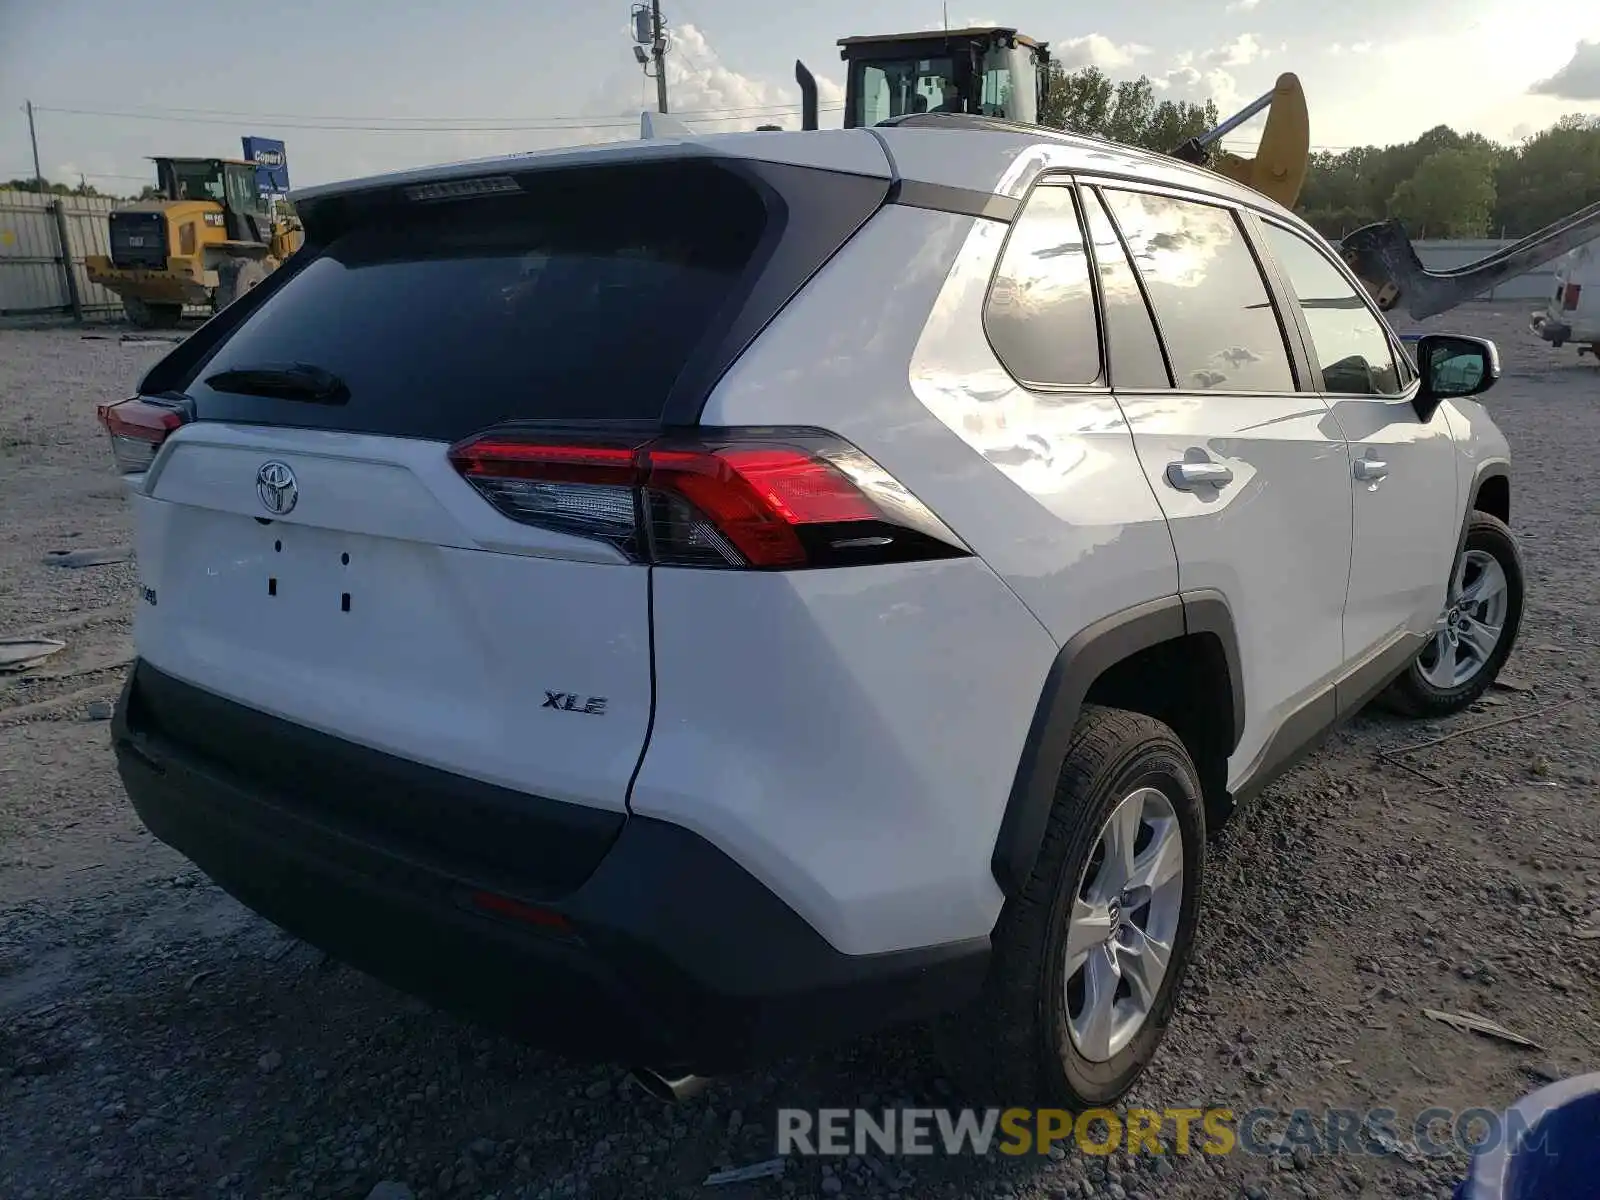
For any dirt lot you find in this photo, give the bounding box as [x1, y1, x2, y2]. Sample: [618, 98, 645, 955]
[0, 307, 1596, 1200]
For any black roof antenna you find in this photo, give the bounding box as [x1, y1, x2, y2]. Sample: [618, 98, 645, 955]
[796, 60, 819, 131]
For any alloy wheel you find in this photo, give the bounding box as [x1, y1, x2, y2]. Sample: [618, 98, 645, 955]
[1063, 786, 1185, 1063]
[1420, 549, 1510, 690]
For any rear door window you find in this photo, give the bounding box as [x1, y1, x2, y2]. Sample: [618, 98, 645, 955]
[185, 160, 771, 442]
[1100, 189, 1296, 393]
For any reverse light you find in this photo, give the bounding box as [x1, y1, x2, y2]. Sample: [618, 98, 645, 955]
[96, 397, 189, 474]
[447, 427, 970, 570]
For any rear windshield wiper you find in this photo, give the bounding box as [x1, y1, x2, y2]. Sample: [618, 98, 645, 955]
[202, 362, 350, 404]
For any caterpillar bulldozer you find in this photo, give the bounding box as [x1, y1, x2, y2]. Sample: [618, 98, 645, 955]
[774, 25, 1600, 322]
[85, 156, 302, 330]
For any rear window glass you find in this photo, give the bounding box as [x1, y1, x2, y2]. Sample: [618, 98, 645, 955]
[187, 161, 770, 440]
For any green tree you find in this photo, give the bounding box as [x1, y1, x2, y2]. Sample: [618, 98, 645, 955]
[1387, 147, 1499, 238]
[3, 176, 116, 198]
[4, 177, 73, 194]
[1295, 114, 1600, 239]
[1493, 114, 1600, 236]
[1039, 64, 1217, 154]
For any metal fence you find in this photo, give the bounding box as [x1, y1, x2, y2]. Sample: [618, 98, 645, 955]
[0, 189, 125, 318]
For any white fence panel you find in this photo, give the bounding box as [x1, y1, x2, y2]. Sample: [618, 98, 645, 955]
[0, 190, 123, 316]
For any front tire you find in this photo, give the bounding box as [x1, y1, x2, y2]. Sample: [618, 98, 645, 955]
[215, 257, 267, 309]
[121, 296, 182, 330]
[1381, 511, 1524, 718]
[934, 706, 1205, 1107]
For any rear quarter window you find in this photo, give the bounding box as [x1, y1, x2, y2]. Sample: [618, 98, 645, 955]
[983, 183, 1102, 388]
[184, 160, 772, 441]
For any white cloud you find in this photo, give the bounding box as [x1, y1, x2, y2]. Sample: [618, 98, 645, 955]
[312, 23, 847, 186]
[640, 23, 844, 131]
[1052, 33, 1152, 70]
[1204, 34, 1265, 67]
[1226, 0, 1261, 10]
[1148, 34, 1271, 116]
[1529, 38, 1600, 100]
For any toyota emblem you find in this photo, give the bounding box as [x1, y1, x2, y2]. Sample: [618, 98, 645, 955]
[256, 460, 298, 516]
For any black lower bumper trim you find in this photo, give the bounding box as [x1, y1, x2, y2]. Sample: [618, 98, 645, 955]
[111, 662, 990, 1074]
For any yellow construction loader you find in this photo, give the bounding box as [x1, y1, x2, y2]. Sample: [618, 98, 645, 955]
[85, 156, 302, 329]
[790, 27, 1312, 209]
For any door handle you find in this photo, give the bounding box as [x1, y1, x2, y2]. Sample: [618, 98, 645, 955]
[1354, 456, 1389, 482]
[1166, 461, 1235, 490]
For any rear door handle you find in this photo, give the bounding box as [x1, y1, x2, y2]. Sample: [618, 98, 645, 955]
[1166, 461, 1235, 490]
[1354, 456, 1389, 482]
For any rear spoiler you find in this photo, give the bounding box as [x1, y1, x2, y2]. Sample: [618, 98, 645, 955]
[640, 111, 698, 140]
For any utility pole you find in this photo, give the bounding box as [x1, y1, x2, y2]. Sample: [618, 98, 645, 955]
[25, 100, 43, 186]
[650, 0, 669, 114]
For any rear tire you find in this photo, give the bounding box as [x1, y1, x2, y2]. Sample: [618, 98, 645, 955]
[1380, 512, 1524, 719]
[215, 257, 267, 309]
[121, 296, 182, 330]
[933, 705, 1205, 1107]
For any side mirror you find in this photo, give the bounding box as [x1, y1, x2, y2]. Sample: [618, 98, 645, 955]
[1413, 333, 1499, 421]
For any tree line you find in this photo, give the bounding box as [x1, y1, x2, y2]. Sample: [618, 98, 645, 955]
[4, 178, 162, 201]
[10, 65, 1598, 240]
[1038, 63, 1600, 241]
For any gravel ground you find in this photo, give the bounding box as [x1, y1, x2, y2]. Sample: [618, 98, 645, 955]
[1, 307, 1596, 1200]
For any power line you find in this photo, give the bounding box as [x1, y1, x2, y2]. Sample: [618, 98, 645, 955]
[31, 99, 843, 133]
[40, 97, 829, 121]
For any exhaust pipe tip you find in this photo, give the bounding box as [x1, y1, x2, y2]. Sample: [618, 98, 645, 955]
[795, 60, 819, 131]
[629, 1066, 712, 1103]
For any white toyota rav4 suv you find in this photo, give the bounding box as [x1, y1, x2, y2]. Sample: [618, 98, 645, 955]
[101, 115, 1523, 1107]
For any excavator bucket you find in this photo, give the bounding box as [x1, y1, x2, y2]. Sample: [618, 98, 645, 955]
[1169, 73, 1310, 210]
[1341, 199, 1600, 321]
[1206, 74, 1309, 211]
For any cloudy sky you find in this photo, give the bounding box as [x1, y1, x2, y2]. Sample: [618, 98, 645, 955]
[3, 0, 1598, 193]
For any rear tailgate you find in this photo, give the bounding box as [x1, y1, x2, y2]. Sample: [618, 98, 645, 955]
[133, 426, 651, 812]
[122, 153, 843, 823]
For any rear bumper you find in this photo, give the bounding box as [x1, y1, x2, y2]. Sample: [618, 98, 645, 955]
[111, 661, 987, 1075]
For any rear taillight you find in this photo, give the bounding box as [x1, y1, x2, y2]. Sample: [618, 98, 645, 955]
[447, 427, 969, 569]
[95, 397, 190, 474]
[1562, 282, 1581, 311]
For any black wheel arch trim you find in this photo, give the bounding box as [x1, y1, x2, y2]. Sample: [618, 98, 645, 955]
[1470, 460, 1510, 518]
[1450, 459, 1512, 599]
[990, 591, 1245, 897]
[1180, 589, 1246, 751]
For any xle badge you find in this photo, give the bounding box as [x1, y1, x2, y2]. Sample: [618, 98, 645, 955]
[543, 691, 607, 716]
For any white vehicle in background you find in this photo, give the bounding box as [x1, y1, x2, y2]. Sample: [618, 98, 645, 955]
[1531, 241, 1600, 359]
